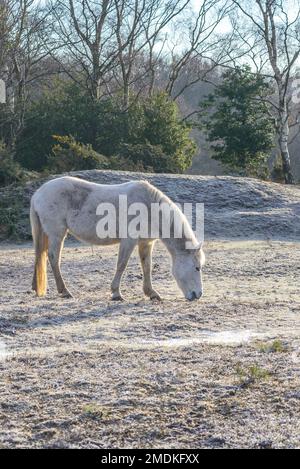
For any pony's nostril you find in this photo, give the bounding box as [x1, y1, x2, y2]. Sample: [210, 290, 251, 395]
[188, 291, 197, 301]
[193, 291, 203, 300]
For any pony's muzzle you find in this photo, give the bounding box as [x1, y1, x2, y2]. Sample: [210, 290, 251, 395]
[186, 291, 203, 301]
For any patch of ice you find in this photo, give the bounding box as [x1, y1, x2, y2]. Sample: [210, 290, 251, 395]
[0, 339, 9, 361]
[140, 330, 264, 348]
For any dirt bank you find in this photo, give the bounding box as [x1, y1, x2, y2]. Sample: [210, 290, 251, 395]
[0, 171, 299, 240]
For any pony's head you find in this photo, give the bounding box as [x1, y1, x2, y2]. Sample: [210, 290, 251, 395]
[172, 244, 205, 301]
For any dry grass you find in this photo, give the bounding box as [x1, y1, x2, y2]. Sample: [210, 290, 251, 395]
[0, 240, 300, 448]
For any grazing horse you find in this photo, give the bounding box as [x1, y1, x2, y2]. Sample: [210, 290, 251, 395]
[30, 176, 205, 301]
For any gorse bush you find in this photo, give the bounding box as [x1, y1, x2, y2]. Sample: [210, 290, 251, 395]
[16, 82, 196, 174]
[48, 136, 165, 173]
[49, 136, 110, 173]
[117, 143, 173, 173]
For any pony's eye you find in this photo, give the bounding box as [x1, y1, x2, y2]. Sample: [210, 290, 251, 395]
[196, 267, 200, 272]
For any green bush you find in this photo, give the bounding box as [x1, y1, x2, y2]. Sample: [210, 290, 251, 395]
[0, 198, 21, 238]
[142, 93, 196, 172]
[15, 82, 101, 171]
[48, 135, 110, 172]
[0, 141, 25, 186]
[49, 136, 157, 173]
[108, 155, 149, 172]
[95, 93, 196, 173]
[16, 82, 196, 174]
[117, 143, 174, 173]
[200, 66, 274, 177]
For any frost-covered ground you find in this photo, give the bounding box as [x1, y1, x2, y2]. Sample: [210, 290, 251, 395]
[0, 239, 300, 449]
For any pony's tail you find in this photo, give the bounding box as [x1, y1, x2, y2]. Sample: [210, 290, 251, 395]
[30, 203, 48, 297]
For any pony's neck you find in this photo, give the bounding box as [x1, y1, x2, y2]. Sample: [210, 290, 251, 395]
[161, 237, 182, 257]
[149, 186, 198, 254]
[160, 202, 198, 255]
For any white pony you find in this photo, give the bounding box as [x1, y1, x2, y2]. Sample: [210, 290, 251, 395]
[30, 176, 205, 301]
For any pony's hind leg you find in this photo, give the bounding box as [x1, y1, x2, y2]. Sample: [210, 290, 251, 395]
[111, 239, 137, 301]
[48, 232, 72, 298]
[138, 241, 161, 301]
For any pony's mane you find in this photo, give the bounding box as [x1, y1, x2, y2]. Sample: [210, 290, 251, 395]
[144, 181, 198, 249]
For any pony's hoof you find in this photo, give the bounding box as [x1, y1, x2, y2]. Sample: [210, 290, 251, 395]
[61, 291, 73, 299]
[145, 289, 162, 301]
[150, 292, 162, 301]
[111, 294, 124, 301]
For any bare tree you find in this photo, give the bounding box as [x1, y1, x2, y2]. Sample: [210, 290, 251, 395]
[0, 0, 52, 144]
[165, 0, 233, 100]
[49, 0, 130, 99]
[50, 0, 198, 103]
[231, 0, 300, 184]
[112, 0, 235, 107]
[113, 0, 194, 107]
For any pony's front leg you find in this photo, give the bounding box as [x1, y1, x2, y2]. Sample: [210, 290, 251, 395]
[138, 241, 161, 301]
[111, 239, 137, 301]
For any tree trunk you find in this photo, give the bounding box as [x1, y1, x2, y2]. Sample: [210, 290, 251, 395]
[279, 141, 294, 184]
[278, 106, 294, 184]
[123, 81, 130, 109]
